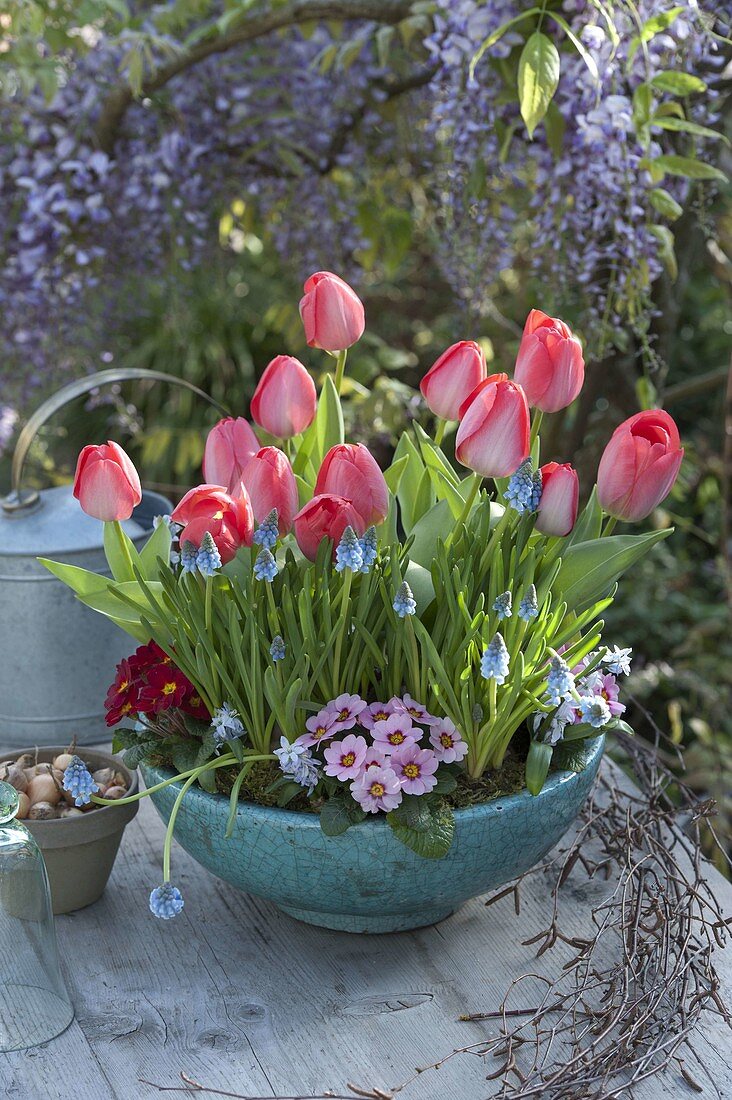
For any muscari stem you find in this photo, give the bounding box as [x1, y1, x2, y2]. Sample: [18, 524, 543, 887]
[92, 754, 238, 807]
[332, 568, 352, 696]
[333, 348, 348, 395]
[448, 473, 481, 549]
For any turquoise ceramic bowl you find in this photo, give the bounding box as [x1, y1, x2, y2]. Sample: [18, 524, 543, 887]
[141, 734, 604, 934]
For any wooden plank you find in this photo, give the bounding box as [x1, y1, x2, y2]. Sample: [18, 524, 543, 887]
[1, 759, 730, 1100]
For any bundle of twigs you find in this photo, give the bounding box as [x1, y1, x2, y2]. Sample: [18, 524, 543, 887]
[393, 726, 731, 1099]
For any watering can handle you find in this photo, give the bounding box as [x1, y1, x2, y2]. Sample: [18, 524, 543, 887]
[2, 368, 231, 513]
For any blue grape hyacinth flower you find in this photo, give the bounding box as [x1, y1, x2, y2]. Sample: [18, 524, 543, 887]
[546, 655, 575, 706]
[518, 584, 538, 621]
[493, 591, 512, 620]
[253, 508, 279, 550]
[253, 547, 278, 582]
[359, 526, 378, 572]
[393, 581, 416, 618]
[504, 459, 536, 514]
[62, 756, 100, 807]
[335, 526, 364, 573]
[196, 531, 222, 576]
[149, 883, 184, 919]
[180, 540, 198, 574]
[481, 633, 510, 684]
[270, 635, 286, 662]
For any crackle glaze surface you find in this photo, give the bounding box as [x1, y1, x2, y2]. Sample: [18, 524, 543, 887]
[142, 734, 604, 933]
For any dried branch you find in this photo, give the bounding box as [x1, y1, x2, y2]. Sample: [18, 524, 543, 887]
[391, 730, 731, 1099]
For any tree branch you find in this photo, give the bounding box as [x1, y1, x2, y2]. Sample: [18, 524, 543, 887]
[94, 0, 415, 153]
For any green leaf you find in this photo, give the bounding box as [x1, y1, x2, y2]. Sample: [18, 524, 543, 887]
[526, 741, 552, 795]
[394, 431, 427, 533]
[652, 154, 725, 182]
[383, 453, 410, 496]
[387, 802, 455, 859]
[545, 12, 599, 81]
[552, 740, 591, 773]
[139, 521, 172, 576]
[649, 225, 678, 280]
[469, 7, 541, 79]
[103, 521, 141, 582]
[556, 530, 673, 608]
[319, 796, 366, 836]
[544, 100, 566, 158]
[313, 373, 344, 466]
[518, 32, 560, 139]
[408, 498, 453, 570]
[39, 558, 113, 598]
[403, 560, 435, 613]
[650, 71, 706, 95]
[567, 486, 603, 545]
[628, 7, 684, 62]
[651, 116, 729, 145]
[648, 187, 684, 221]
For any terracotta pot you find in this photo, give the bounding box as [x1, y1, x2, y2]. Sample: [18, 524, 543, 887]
[5, 746, 138, 914]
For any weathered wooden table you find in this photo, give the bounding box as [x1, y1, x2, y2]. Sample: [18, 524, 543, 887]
[3, 759, 731, 1100]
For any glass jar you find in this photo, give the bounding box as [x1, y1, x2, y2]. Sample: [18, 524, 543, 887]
[0, 780, 73, 1051]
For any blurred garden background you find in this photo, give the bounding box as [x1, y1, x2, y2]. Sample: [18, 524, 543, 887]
[1, 1, 730, 865]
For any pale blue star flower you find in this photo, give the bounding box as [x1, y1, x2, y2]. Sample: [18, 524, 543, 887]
[602, 646, 632, 676]
[579, 694, 612, 728]
[211, 702, 245, 746]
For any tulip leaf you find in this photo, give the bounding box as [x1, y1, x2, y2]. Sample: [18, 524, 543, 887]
[426, 465, 468, 520]
[408, 498, 453, 570]
[525, 740, 553, 795]
[383, 453, 410, 496]
[404, 559, 435, 612]
[39, 558, 114, 598]
[555, 529, 672, 609]
[313, 373, 344, 467]
[103, 521, 142, 583]
[518, 32, 560, 139]
[412, 422, 460, 487]
[394, 430, 426, 533]
[139, 520, 172, 577]
[567, 486, 603, 545]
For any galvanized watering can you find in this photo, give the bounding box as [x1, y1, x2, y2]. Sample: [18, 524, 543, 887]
[0, 369, 227, 748]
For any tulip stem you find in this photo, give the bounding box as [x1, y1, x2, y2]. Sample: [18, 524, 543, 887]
[333, 349, 348, 395]
[434, 419, 447, 446]
[529, 411, 543, 455]
[602, 516, 618, 537]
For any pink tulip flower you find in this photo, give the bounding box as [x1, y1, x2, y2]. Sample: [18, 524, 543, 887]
[299, 271, 365, 352]
[250, 355, 317, 439]
[420, 340, 487, 421]
[514, 310, 585, 413]
[242, 447, 298, 533]
[314, 443, 389, 527]
[597, 409, 683, 522]
[73, 442, 142, 522]
[293, 493, 365, 561]
[202, 417, 259, 494]
[171, 484, 254, 564]
[536, 462, 579, 537]
[455, 373, 530, 479]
